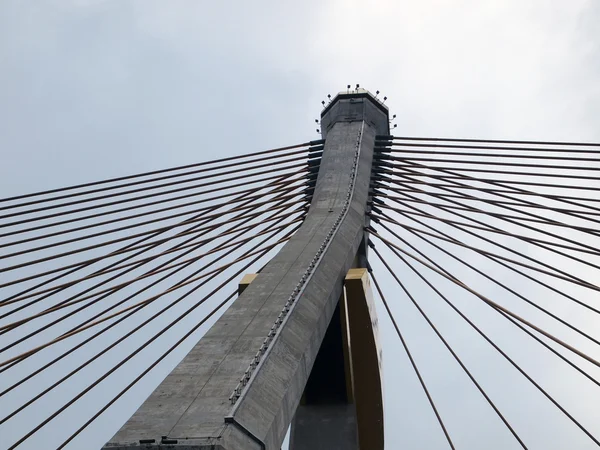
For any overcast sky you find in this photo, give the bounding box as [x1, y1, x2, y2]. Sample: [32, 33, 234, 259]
[1, 1, 600, 449]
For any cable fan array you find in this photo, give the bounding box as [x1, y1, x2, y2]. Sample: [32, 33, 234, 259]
[368, 135, 600, 449]
[3, 132, 600, 450]
[0, 140, 322, 449]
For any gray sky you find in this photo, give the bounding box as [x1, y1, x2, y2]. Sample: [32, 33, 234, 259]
[1, 1, 600, 449]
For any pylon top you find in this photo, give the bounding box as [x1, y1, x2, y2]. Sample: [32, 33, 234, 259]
[320, 88, 390, 138]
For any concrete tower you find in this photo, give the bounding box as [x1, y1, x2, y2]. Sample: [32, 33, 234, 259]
[104, 89, 389, 450]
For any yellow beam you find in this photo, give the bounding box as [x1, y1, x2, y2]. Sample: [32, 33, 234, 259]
[238, 273, 257, 295]
[344, 268, 384, 450]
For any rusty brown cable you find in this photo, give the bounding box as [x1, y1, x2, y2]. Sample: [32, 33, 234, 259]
[0, 215, 303, 337]
[375, 193, 600, 257]
[0, 217, 301, 387]
[377, 170, 600, 264]
[0, 145, 312, 212]
[0, 205, 305, 309]
[373, 217, 600, 352]
[0, 154, 309, 220]
[370, 231, 600, 446]
[376, 158, 600, 217]
[376, 174, 600, 226]
[54, 287, 234, 449]
[0, 141, 317, 204]
[0, 169, 302, 314]
[369, 253, 527, 449]
[372, 197, 600, 292]
[0, 189, 308, 309]
[0, 178, 307, 262]
[371, 232, 600, 369]
[0, 179, 306, 289]
[0, 191, 304, 272]
[55, 212, 303, 338]
[0, 221, 299, 398]
[377, 160, 600, 225]
[4, 227, 297, 448]
[371, 213, 600, 386]
[380, 171, 600, 193]
[0, 171, 308, 242]
[370, 209, 600, 292]
[389, 135, 600, 147]
[375, 184, 600, 276]
[0, 202, 304, 358]
[0, 199, 297, 287]
[0, 161, 310, 229]
[375, 189, 600, 237]
[0, 201, 305, 346]
[367, 267, 455, 449]
[0, 223, 298, 371]
[379, 160, 600, 234]
[369, 210, 600, 316]
[1, 179, 305, 251]
[376, 184, 600, 218]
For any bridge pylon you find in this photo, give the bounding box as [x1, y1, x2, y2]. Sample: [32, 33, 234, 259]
[104, 89, 389, 450]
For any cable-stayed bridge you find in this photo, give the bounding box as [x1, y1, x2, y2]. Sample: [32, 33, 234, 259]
[1, 89, 600, 449]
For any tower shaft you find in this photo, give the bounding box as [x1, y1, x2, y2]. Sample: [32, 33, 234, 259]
[104, 91, 388, 450]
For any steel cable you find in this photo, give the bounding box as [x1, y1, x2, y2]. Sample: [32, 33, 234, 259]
[0, 215, 304, 337]
[375, 189, 600, 238]
[5, 224, 297, 449]
[374, 181, 600, 276]
[370, 232, 600, 369]
[380, 159, 600, 234]
[371, 213, 600, 387]
[0, 216, 300, 389]
[368, 268, 455, 449]
[0, 158, 308, 222]
[376, 184, 600, 218]
[386, 143, 600, 159]
[382, 153, 600, 172]
[0, 191, 304, 271]
[0, 191, 304, 287]
[0, 143, 315, 211]
[371, 197, 600, 292]
[0, 206, 304, 310]
[370, 231, 600, 446]
[376, 194, 600, 257]
[0, 171, 307, 241]
[0, 219, 299, 373]
[372, 216, 600, 352]
[369, 253, 527, 448]
[0, 169, 306, 325]
[369, 210, 600, 317]
[388, 135, 600, 147]
[0, 141, 319, 204]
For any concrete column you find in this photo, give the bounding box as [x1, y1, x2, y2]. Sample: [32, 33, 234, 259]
[103, 90, 389, 450]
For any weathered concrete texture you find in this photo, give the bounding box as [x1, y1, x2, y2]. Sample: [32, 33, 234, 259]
[103, 423, 260, 450]
[290, 404, 358, 450]
[104, 92, 388, 450]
